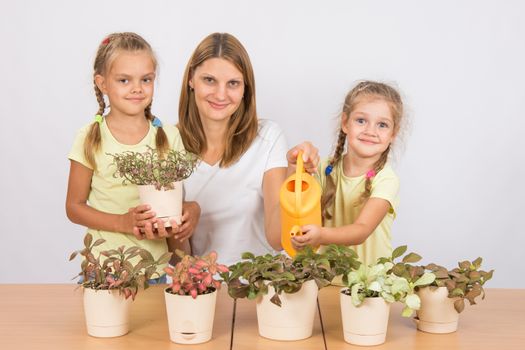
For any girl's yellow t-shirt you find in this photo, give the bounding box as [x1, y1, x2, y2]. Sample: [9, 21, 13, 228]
[68, 119, 185, 275]
[317, 158, 400, 267]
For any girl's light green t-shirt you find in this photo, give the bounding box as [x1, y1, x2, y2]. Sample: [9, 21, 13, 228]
[318, 158, 400, 267]
[68, 119, 185, 274]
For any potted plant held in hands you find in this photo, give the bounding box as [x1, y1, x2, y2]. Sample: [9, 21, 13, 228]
[110, 147, 198, 227]
[164, 250, 229, 344]
[223, 245, 360, 341]
[69, 233, 171, 338]
[340, 246, 435, 346]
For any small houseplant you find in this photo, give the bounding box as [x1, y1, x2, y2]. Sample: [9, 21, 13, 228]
[164, 249, 229, 344]
[416, 258, 493, 333]
[110, 147, 198, 226]
[222, 245, 360, 341]
[69, 233, 171, 337]
[385, 247, 494, 333]
[340, 246, 435, 346]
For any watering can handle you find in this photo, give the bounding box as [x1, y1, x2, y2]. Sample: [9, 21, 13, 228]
[295, 151, 304, 212]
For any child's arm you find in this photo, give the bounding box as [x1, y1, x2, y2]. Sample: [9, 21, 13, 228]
[66, 160, 158, 237]
[292, 198, 392, 248]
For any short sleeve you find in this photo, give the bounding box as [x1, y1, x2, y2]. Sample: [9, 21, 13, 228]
[261, 120, 288, 171]
[315, 158, 330, 189]
[68, 124, 92, 169]
[165, 125, 185, 153]
[370, 166, 400, 216]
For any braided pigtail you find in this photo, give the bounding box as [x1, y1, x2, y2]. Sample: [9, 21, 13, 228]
[82, 83, 105, 171]
[358, 146, 390, 205]
[145, 104, 169, 157]
[321, 128, 347, 222]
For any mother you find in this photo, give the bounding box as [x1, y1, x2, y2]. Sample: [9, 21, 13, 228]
[176, 33, 317, 265]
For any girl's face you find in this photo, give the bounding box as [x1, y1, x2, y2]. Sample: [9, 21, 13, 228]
[95, 50, 156, 119]
[342, 97, 396, 161]
[189, 58, 245, 125]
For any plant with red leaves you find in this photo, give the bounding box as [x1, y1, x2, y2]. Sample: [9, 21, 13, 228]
[165, 250, 229, 299]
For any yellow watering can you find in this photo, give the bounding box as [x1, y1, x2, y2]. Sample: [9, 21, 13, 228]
[279, 152, 322, 257]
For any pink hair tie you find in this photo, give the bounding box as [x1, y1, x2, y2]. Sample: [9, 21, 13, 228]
[366, 169, 376, 179]
[101, 37, 110, 45]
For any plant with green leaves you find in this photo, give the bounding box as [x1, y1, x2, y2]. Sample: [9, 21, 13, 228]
[382, 246, 494, 313]
[69, 233, 172, 300]
[344, 246, 436, 317]
[322, 244, 362, 284]
[110, 146, 198, 190]
[222, 245, 360, 307]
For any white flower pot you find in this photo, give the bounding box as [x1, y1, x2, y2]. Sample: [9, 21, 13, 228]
[416, 286, 459, 333]
[138, 181, 183, 227]
[164, 288, 217, 344]
[340, 290, 391, 346]
[256, 279, 318, 341]
[83, 288, 132, 338]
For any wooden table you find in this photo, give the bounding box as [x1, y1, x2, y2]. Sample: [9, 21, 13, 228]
[318, 287, 525, 350]
[0, 284, 233, 350]
[1, 285, 524, 350]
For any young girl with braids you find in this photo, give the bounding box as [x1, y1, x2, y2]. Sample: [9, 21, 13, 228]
[66, 32, 199, 281]
[292, 81, 403, 266]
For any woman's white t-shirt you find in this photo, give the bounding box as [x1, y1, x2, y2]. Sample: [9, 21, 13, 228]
[186, 119, 288, 265]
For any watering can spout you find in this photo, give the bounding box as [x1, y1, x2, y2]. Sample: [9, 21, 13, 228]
[279, 152, 322, 257]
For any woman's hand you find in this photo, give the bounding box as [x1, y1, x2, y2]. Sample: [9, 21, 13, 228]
[286, 141, 320, 174]
[173, 201, 201, 241]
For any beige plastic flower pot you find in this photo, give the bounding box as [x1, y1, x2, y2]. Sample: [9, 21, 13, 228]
[416, 286, 459, 333]
[83, 288, 132, 338]
[256, 279, 318, 341]
[164, 288, 217, 344]
[138, 181, 183, 227]
[340, 290, 391, 346]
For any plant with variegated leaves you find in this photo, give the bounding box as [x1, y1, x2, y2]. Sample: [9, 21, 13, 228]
[110, 146, 198, 190]
[69, 233, 172, 300]
[344, 245, 436, 317]
[165, 250, 229, 299]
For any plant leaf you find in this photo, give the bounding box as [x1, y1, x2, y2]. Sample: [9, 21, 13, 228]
[454, 298, 465, 313]
[93, 239, 105, 247]
[156, 252, 172, 265]
[405, 293, 421, 310]
[402, 253, 422, 263]
[84, 233, 93, 248]
[139, 250, 154, 261]
[391, 246, 407, 259]
[413, 272, 436, 288]
[69, 251, 78, 261]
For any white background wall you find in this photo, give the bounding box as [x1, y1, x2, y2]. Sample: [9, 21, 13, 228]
[1, 0, 523, 287]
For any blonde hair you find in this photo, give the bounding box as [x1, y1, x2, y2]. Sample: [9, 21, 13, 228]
[178, 33, 258, 167]
[84, 32, 168, 170]
[321, 81, 404, 221]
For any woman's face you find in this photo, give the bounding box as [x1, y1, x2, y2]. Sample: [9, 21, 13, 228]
[189, 58, 245, 124]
